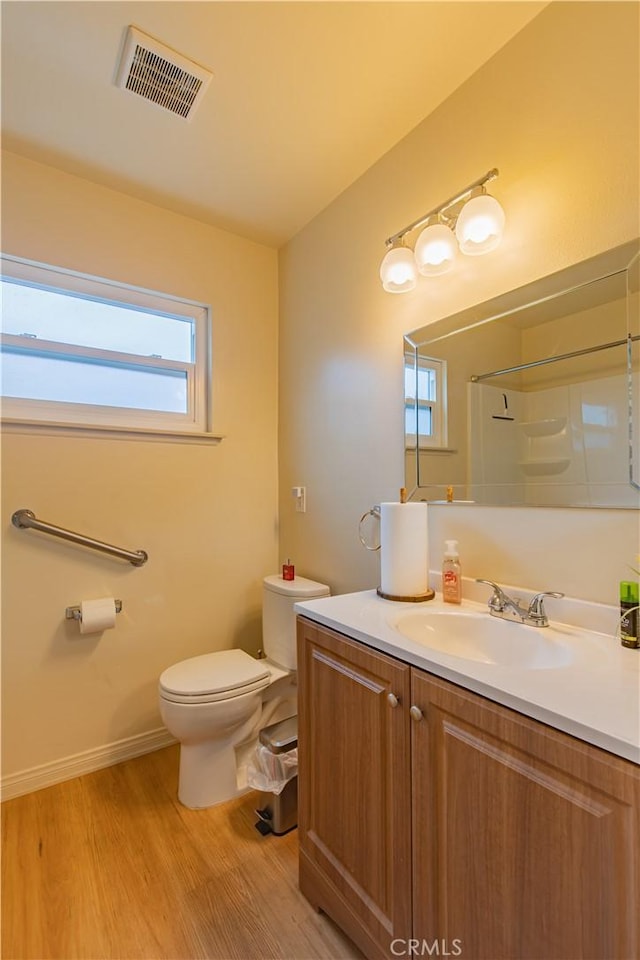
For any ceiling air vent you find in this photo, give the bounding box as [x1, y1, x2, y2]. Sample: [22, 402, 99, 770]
[115, 26, 212, 121]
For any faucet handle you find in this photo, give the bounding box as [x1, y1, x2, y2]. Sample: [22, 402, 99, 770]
[475, 579, 508, 611]
[527, 591, 565, 626]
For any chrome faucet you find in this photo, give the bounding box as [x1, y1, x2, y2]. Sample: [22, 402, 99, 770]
[476, 579, 564, 628]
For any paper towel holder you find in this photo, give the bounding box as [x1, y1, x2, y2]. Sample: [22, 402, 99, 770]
[65, 599, 122, 622]
[376, 586, 435, 603]
[360, 504, 435, 602]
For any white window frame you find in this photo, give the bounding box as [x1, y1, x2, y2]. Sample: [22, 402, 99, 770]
[1, 255, 217, 442]
[405, 354, 448, 449]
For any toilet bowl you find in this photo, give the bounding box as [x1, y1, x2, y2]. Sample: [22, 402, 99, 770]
[158, 575, 329, 809]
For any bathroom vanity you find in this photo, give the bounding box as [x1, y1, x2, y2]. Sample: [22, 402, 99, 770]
[295, 592, 640, 960]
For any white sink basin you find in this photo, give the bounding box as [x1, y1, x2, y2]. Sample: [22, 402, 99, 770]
[393, 610, 573, 670]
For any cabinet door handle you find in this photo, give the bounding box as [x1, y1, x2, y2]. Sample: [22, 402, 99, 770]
[410, 705, 424, 722]
[387, 692, 399, 708]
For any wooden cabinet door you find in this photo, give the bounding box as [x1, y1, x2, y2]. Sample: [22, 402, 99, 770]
[297, 618, 412, 960]
[411, 669, 640, 960]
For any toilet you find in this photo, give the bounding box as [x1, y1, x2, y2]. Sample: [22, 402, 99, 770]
[158, 574, 329, 809]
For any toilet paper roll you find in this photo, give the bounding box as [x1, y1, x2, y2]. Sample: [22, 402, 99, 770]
[79, 597, 117, 634]
[380, 502, 429, 598]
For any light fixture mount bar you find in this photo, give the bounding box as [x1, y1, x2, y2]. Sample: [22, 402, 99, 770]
[385, 168, 499, 248]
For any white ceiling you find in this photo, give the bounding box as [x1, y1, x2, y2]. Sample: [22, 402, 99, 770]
[1, 1, 547, 247]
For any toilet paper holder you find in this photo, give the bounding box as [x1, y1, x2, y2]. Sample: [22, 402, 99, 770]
[65, 599, 122, 621]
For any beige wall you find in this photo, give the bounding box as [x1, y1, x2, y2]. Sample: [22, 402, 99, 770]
[2, 1, 639, 786]
[1, 152, 279, 777]
[278, 2, 639, 604]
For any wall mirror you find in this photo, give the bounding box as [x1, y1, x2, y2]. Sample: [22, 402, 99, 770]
[404, 239, 639, 508]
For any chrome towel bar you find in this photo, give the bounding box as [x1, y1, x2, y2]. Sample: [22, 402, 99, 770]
[11, 508, 148, 567]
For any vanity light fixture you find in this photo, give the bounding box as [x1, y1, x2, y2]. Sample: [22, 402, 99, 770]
[379, 241, 418, 293]
[380, 168, 505, 293]
[414, 220, 459, 277]
[455, 191, 505, 255]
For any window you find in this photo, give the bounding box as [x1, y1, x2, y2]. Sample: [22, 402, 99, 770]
[404, 354, 448, 448]
[0, 255, 212, 437]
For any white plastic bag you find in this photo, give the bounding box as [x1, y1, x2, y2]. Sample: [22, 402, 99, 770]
[246, 743, 298, 795]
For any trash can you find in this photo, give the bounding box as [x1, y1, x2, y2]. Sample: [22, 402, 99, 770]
[250, 715, 298, 836]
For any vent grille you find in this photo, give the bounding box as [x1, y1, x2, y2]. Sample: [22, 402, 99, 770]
[116, 26, 212, 121]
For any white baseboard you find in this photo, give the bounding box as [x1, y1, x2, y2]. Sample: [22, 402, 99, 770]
[1, 727, 177, 801]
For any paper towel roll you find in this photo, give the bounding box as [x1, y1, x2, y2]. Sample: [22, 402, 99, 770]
[380, 502, 429, 598]
[79, 597, 117, 634]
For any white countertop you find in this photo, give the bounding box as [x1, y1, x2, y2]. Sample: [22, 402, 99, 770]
[295, 589, 640, 765]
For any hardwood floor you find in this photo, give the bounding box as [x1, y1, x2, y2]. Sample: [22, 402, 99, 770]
[1, 746, 363, 960]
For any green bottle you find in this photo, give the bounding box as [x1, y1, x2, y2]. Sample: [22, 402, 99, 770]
[620, 581, 639, 649]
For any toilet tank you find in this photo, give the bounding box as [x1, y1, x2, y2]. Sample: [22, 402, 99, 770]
[262, 574, 330, 669]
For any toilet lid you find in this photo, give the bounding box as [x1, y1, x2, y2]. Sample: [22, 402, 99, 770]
[159, 649, 270, 697]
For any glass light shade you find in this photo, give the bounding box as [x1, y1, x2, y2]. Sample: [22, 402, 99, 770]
[414, 223, 457, 276]
[380, 245, 418, 293]
[455, 194, 505, 256]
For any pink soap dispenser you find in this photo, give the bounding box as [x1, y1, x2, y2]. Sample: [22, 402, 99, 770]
[442, 540, 462, 604]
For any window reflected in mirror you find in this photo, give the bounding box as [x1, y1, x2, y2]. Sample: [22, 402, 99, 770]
[404, 354, 448, 449]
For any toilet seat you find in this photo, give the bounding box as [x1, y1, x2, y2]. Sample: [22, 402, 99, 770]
[159, 649, 271, 704]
